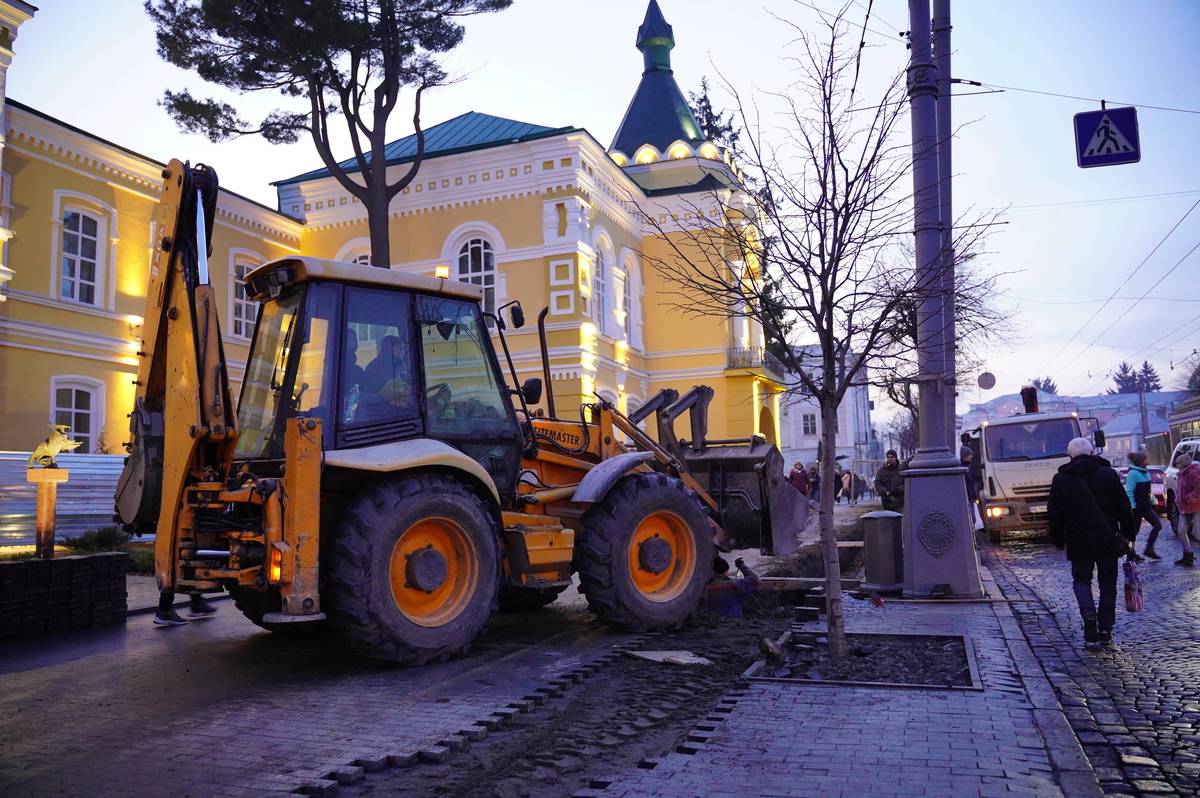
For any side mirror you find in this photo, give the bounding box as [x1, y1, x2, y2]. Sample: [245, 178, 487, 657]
[521, 377, 543, 405]
[1093, 430, 1106, 449]
[510, 303, 525, 329]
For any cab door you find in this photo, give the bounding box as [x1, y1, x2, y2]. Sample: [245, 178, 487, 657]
[414, 294, 522, 498]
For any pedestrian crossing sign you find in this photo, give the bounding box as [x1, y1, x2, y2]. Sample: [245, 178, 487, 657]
[1074, 106, 1140, 168]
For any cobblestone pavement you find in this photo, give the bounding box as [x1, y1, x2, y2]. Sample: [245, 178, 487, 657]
[0, 602, 635, 797]
[584, 576, 1100, 798]
[986, 532, 1200, 797]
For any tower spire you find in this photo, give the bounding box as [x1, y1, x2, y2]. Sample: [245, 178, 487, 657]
[636, 0, 675, 73]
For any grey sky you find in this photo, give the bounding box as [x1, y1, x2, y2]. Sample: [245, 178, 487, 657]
[9, 0, 1200, 412]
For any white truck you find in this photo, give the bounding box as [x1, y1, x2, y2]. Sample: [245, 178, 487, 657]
[967, 407, 1103, 543]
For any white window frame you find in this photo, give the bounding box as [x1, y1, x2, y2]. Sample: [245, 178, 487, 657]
[456, 237, 497, 317]
[441, 222, 508, 320]
[620, 249, 644, 351]
[49, 375, 105, 455]
[802, 413, 817, 437]
[50, 190, 116, 310]
[334, 236, 373, 265]
[228, 248, 263, 341]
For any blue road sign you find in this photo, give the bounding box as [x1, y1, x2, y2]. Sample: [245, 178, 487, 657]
[1074, 106, 1140, 168]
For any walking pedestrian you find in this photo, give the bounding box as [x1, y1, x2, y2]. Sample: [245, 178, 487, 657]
[1124, 452, 1159, 561]
[809, 466, 821, 503]
[1173, 453, 1198, 567]
[1047, 437, 1137, 645]
[841, 471, 852, 505]
[155, 588, 219, 626]
[788, 461, 810, 496]
[875, 450, 904, 512]
[960, 446, 984, 530]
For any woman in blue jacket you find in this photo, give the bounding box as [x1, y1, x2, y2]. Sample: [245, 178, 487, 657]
[1126, 451, 1162, 560]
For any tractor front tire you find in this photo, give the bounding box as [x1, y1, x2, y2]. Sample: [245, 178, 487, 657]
[577, 473, 713, 630]
[228, 586, 326, 634]
[327, 473, 500, 664]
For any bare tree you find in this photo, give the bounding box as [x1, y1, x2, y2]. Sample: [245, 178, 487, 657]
[635, 9, 935, 659]
[879, 225, 1017, 424]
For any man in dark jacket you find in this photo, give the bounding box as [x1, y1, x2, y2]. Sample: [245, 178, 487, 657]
[1048, 437, 1138, 645]
[875, 450, 904, 512]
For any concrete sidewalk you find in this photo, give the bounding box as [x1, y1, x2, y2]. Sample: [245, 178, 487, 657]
[581, 566, 1102, 798]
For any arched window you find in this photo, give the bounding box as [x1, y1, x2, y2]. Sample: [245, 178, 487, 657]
[50, 376, 104, 454]
[352, 253, 371, 265]
[593, 248, 607, 328]
[457, 238, 495, 315]
[622, 271, 632, 338]
[60, 210, 101, 305]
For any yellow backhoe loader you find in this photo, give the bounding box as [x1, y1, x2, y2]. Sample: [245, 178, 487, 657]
[115, 161, 806, 663]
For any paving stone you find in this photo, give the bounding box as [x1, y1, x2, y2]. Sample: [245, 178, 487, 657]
[986, 540, 1200, 796]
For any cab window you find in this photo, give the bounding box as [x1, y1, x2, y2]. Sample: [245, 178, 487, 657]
[416, 295, 515, 439]
[340, 287, 418, 430]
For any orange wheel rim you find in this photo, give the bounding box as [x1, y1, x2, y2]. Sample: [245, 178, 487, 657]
[389, 517, 478, 627]
[627, 510, 696, 602]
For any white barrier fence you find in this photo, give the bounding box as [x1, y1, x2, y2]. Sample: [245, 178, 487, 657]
[0, 452, 126, 547]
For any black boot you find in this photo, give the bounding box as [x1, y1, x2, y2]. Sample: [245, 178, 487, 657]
[1175, 551, 1195, 568]
[1083, 615, 1099, 643]
[1143, 545, 1160, 560]
[1127, 550, 1145, 563]
[1098, 628, 1112, 645]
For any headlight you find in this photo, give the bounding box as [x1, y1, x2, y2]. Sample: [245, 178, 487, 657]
[986, 506, 1012, 518]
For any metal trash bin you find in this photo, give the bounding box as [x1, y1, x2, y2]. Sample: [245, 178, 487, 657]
[861, 510, 903, 594]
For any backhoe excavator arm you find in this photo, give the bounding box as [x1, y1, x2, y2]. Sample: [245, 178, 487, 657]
[115, 159, 238, 589]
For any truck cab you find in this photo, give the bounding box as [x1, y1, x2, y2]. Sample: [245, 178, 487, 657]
[969, 411, 1101, 542]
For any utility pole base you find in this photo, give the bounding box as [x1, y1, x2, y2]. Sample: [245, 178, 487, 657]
[901, 466, 983, 599]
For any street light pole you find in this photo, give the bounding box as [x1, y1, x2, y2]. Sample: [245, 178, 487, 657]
[902, 0, 982, 599]
[934, 0, 956, 449]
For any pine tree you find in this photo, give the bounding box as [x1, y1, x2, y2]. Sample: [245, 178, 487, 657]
[1030, 376, 1058, 395]
[1109, 361, 1140, 394]
[688, 77, 740, 149]
[145, 0, 513, 267]
[1137, 360, 1162, 392]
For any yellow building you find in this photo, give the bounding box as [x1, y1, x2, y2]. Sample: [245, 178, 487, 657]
[0, 0, 782, 455]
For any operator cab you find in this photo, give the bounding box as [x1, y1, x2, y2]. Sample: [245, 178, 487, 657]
[235, 257, 524, 497]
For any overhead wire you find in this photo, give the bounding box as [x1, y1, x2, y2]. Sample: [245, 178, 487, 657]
[1033, 198, 1200, 376]
[1007, 189, 1200, 211]
[1055, 236, 1200, 380]
[1069, 312, 1200, 395]
[974, 82, 1200, 115]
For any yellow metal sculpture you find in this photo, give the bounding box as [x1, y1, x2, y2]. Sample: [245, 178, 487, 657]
[28, 424, 82, 468]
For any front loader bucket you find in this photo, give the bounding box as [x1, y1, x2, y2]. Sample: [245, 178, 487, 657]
[683, 440, 807, 555]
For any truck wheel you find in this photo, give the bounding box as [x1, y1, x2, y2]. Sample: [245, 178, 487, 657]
[497, 585, 567, 612]
[577, 473, 713, 630]
[327, 473, 500, 664]
[228, 586, 325, 634]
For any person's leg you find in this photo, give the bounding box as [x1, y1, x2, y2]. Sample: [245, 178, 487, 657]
[1143, 507, 1162, 557]
[1176, 513, 1195, 566]
[1096, 557, 1118, 637]
[188, 591, 219, 616]
[154, 588, 188, 626]
[1070, 559, 1099, 642]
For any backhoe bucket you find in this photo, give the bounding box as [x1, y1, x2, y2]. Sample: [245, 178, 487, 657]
[683, 440, 807, 555]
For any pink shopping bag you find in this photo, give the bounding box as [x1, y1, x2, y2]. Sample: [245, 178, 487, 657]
[1123, 560, 1144, 612]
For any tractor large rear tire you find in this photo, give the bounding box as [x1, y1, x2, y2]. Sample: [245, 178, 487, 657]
[326, 473, 500, 664]
[577, 473, 713, 630]
[228, 586, 326, 634]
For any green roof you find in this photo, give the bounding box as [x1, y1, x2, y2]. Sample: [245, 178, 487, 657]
[273, 111, 575, 186]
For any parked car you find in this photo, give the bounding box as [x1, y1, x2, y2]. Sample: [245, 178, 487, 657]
[1115, 465, 1168, 514]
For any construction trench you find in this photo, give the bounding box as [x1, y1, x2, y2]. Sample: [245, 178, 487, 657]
[340, 610, 793, 798]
